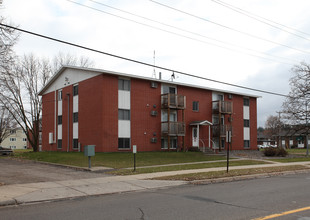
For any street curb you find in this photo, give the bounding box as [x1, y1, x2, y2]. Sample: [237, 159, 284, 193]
[0, 199, 17, 207]
[190, 169, 310, 185]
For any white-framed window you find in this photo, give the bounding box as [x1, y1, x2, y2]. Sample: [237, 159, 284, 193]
[10, 138, 16, 142]
[118, 79, 130, 91]
[58, 115, 62, 125]
[193, 101, 199, 112]
[243, 98, 250, 106]
[58, 90, 62, 101]
[10, 130, 16, 134]
[161, 138, 177, 149]
[118, 109, 130, 120]
[23, 138, 27, 142]
[73, 112, 78, 123]
[73, 84, 78, 96]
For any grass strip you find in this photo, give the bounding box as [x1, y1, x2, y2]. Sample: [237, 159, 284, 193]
[107, 160, 269, 175]
[152, 165, 310, 181]
[10, 151, 226, 169]
[270, 157, 310, 163]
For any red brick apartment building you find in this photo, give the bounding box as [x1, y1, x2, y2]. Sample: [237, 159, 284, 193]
[39, 66, 259, 152]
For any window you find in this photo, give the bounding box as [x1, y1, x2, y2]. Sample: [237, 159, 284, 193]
[244, 140, 250, 148]
[73, 139, 79, 149]
[118, 109, 130, 120]
[193, 101, 199, 111]
[10, 138, 16, 142]
[118, 138, 130, 149]
[58, 115, 62, 125]
[118, 79, 130, 91]
[23, 138, 27, 142]
[73, 85, 78, 96]
[243, 98, 249, 106]
[161, 138, 177, 149]
[73, 112, 78, 123]
[244, 119, 250, 127]
[57, 140, 62, 149]
[10, 130, 16, 134]
[58, 90, 62, 101]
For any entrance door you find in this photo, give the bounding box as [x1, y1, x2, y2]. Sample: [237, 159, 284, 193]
[192, 127, 199, 147]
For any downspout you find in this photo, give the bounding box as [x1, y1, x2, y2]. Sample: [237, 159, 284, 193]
[67, 93, 70, 152]
[54, 89, 57, 144]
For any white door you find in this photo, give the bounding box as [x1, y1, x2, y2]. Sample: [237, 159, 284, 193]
[192, 127, 199, 147]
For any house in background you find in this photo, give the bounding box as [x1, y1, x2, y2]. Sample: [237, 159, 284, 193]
[0, 127, 27, 150]
[39, 66, 259, 152]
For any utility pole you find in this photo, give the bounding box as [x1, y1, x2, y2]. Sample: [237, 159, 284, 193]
[276, 111, 282, 148]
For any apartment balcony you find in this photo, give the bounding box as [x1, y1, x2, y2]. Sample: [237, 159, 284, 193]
[161, 93, 186, 109]
[161, 121, 185, 136]
[212, 124, 232, 137]
[212, 100, 232, 114]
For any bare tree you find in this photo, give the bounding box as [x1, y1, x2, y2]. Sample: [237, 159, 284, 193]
[265, 115, 282, 138]
[51, 52, 94, 73]
[282, 62, 310, 134]
[0, 54, 50, 151]
[0, 52, 94, 151]
[0, 17, 19, 73]
[0, 107, 15, 145]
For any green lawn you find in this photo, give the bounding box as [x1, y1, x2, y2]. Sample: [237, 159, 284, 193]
[153, 165, 310, 181]
[270, 157, 310, 163]
[11, 151, 227, 169]
[107, 160, 269, 175]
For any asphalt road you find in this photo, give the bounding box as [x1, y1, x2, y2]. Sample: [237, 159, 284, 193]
[1, 172, 310, 220]
[0, 157, 108, 185]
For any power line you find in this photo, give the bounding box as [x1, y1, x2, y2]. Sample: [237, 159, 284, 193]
[212, 0, 310, 38]
[149, 0, 310, 55]
[84, 0, 298, 64]
[0, 23, 289, 97]
[67, 0, 296, 65]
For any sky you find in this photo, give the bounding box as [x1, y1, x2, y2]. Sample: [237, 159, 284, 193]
[2, 0, 310, 127]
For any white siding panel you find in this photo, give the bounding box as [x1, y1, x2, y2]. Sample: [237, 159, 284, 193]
[118, 90, 130, 109]
[58, 125, 62, 139]
[44, 69, 101, 94]
[73, 95, 78, 112]
[243, 106, 250, 119]
[73, 123, 78, 138]
[58, 101, 62, 115]
[243, 127, 250, 140]
[118, 121, 130, 137]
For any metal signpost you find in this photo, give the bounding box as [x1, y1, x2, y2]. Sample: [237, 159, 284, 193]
[226, 131, 231, 173]
[133, 145, 137, 171]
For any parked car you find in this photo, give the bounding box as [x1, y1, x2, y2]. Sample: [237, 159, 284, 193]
[0, 146, 13, 155]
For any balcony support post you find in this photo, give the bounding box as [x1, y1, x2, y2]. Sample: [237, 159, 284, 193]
[168, 107, 170, 151]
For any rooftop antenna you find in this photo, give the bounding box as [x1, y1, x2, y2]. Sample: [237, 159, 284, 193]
[152, 50, 156, 79]
[171, 72, 175, 81]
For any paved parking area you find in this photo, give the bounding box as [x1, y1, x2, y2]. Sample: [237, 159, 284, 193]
[0, 157, 108, 185]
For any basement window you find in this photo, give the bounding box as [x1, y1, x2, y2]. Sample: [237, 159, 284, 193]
[57, 139, 62, 149]
[73, 139, 78, 149]
[244, 140, 250, 149]
[118, 138, 130, 149]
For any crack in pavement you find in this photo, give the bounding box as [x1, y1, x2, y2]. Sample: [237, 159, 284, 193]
[139, 207, 145, 220]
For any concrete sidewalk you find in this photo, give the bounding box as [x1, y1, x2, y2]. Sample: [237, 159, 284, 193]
[1, 161, 310, 207]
